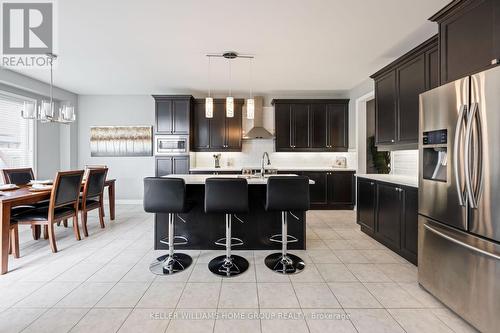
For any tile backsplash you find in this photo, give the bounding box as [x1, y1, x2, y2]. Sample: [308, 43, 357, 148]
[390, 150, 418, 177]
[191, 140, 357, 169]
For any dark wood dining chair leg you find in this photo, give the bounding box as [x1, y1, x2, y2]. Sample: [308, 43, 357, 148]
[32, 225, 40, 240]
[43, 225, 48, 240]
[8, 237, 12, 255]
[47, 223, 57, 253]
[108, 182, 115, 220]
[73, 215, 81, 241]
[81, 211, 88, 237]
[10, 226, 19, 259]
[63, 219, 68, 228]
[99, 200, 105, 229]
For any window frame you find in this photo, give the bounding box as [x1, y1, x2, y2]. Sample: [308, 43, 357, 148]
[0, 90, 37, 176]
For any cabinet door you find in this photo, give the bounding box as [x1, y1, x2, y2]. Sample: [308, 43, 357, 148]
[225, 105, 242, 149]
[172, 99, 189, 134]
[375, 71, 397, 144]
[172, 156, 189, 174]
[209, 103, 226, 149]
[156, 157, 172, 177]
[401, 187, 418, 264]
[440, 0, 495, 83]
[156, 100, 172, 133]
[426, 47, 440, 90]
[192, 103, 210, 150]
[275, 104, 293, 150]
[376, 183, 401, 249]
[303, 171, 328, 206]
[327, 103, 348, 150]
[310, 104, 328, 149]
[328, 172, 354, 205]
[357, 178, 376, 232]
[292, 104, 310, 149]
[397, 55, 425, 143]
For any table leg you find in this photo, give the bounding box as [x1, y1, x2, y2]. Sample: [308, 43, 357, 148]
[108, 182, 115, 220]
[1, 203, 11, 275]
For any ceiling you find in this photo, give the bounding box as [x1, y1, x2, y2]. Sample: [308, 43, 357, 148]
[9, 0, 449, 95]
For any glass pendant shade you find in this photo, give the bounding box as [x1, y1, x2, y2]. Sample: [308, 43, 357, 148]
[205, 97, 213, 118]
[60, 105, 76, 122]
[226, 96, 234, 118]
[21, 101, 37, 119]
[246, 98, 255, 119]
[39, 100, 54, 121]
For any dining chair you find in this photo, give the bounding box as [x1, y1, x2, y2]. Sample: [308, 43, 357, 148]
[80, 168, 108, 237]
[11, 170, 85, 253]
[1, 168, 34, 185]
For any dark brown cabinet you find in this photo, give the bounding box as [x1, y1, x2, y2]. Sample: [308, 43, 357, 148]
[156, 156, 189, 177]
[356, 177, 418, 265]
[371, 36, 438, 148]
[356, 178, 376, 232]
[431, 0, 500, 84]
[376, 183, 402, 250]
[191, 99, 243, 152]
[273, 99, 349, 152]
[299, 170, 355, 209]
[153, 95, 192, 134]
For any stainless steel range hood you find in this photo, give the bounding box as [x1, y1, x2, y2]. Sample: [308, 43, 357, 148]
[242, 96, 274, 139]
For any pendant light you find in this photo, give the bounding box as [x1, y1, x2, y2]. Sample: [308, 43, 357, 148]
[226, 58, 234, 118]
[21, 53, 76, 124]
[246, 58, 255, 120]
[205, 56, 213, 118]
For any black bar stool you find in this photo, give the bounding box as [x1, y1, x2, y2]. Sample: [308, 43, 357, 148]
[143, 177, 193, 275]
[205, 178, 249, 277]
[265, 176, 310, 274]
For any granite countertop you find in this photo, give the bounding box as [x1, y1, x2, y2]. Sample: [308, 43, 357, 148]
[164, 174, 315, 185]
[355, 174, 418, 188]
[189, 166, 356, 172]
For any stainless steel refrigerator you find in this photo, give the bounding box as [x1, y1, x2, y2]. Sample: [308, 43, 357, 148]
[418, 66, 500, 333]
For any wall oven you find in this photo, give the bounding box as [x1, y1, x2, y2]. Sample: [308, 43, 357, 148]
[155, 135, 189, 155]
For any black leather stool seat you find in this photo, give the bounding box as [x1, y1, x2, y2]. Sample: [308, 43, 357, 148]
[266, 176, 310, 212]
[205, 178, 249, 214]
[144, 177, 191, 214]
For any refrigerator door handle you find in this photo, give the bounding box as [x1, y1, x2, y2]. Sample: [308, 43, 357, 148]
[464, 102, 478, 208]
[453, 104, 467, 206]
[424, 223, 500, 260]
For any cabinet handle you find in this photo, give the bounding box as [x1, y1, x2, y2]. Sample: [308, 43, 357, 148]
[491, 59, 499, 65]
[370, 182, 374, 186]
[391, 139, 395, 143]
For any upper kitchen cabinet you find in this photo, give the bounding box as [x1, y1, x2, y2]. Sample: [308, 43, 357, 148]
[191, 98, 243, 152]
[370, 35, 437, 149]
[431, 0, 500, 84]
[153, 95, 193, 134]
[273, 99, 349, 152]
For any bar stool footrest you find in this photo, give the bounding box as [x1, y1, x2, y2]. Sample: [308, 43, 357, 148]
[159, 235, 188, 246]
[214, 237, 244, 247]
[269, 234, 298, 244]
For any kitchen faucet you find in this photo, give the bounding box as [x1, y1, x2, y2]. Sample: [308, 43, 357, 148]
[261, 152, 271, 177]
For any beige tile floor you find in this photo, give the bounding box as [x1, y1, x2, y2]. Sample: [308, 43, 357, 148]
[0, 205, 479, 333]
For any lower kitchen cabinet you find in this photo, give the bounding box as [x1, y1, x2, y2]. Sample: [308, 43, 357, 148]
[356, 177, 418, 265]
[156, 156, 189, 177]
[301, 171, 355, 210]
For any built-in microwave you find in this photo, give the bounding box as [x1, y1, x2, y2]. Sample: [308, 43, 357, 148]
[155, 135, 189, 155]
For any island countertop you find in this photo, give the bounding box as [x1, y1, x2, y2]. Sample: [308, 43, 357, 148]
[164, 174, 315, 185]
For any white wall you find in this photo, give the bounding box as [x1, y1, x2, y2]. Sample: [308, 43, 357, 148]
[0, 68, 78, 178]
[77, 95, 155, 202]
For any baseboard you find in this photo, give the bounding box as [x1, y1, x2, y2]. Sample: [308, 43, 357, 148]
[116, 199, 142, 205]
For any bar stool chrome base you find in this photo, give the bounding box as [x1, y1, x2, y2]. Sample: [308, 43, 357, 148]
[208, 255, 249, 277]
[265, 253, 305, 274]
[150, 253, 192, 275]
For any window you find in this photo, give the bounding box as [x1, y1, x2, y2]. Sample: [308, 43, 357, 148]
[0, 93, 35, 182]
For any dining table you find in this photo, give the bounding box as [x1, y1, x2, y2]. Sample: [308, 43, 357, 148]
[0, 179, 116, 275]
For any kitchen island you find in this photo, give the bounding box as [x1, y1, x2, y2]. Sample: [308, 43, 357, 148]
[154, 174, 314, 250]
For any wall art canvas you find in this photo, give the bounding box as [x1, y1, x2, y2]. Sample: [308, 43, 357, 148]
[90, 126, 153, 157]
